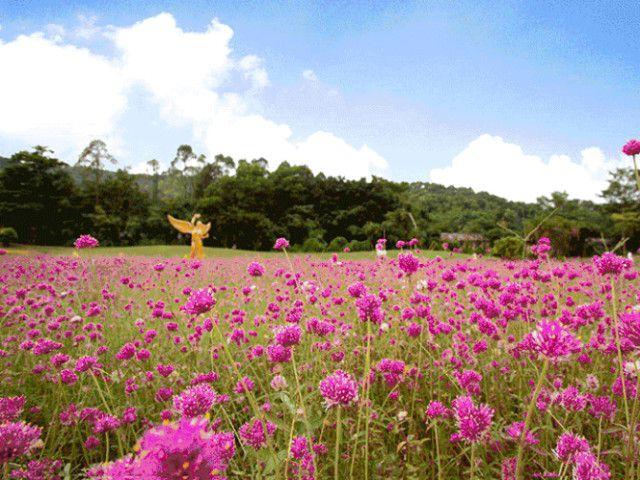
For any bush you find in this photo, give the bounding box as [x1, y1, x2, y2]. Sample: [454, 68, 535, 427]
[301, 237, 326, 252]
[347, 239, 371, 252]
[492, 236, 523, 259]
[326, 236, 348, 252]
[0, 227, 18, 246]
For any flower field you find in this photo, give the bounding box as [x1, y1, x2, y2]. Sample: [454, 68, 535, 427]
[1, 244, 640, 479]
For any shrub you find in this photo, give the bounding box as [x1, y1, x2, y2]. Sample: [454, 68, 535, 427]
[492, 236, 523, 259]
[326, 236, 349, 252]
[0, 227, 18, 246]
[347, 239, 371, 252]
[301, 237, 326, 252]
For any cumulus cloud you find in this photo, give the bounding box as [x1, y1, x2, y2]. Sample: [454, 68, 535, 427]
[0, 32, 127, 159]
[0, 13, 386, 178]
[302, 69, 318, 82]
[430, 134, 620, 202]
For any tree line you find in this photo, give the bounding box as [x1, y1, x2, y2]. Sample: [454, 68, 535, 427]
[0, 141, 638, 256]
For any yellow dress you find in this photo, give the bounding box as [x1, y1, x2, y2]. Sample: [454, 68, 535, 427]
[167, 214, 211, 259]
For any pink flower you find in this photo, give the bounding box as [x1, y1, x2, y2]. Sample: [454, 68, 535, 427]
[524, 320, 582, 359]
[73, 234, 99, 249]
[182, 288, 216, 315]
[451, 395, 494, 443]
[273, 237, 290, 250]
[274, 324, 302, 347]
[0, 421, 42, 463]
[239, 418, 276, 449]
[425, 401, 451, 420]
[554, 432, 591, 463]
[0, 396, 25, 422]
[247, 261, 266, 276]
[622, 139, 640, 156]
[319, 370, 359, 408]
[173, 384, 217, 418]
[593, 252, 632, 276]
[138, 417, 235, 478]
[397, 252, 420, 275]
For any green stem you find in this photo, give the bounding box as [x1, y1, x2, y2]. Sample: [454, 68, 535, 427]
[469, 443, 476, 480]
[633, 155, 640, 192]
[334, 407, 342, 480]
[434, 422, 444, 480]
[364, 319, 372, 480]
[610, 279, 631, 427]
[515, 358, 549, 480]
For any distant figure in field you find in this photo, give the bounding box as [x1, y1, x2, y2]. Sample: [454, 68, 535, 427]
[167, 214, 211, 259]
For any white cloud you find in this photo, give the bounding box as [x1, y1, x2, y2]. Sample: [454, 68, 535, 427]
[430, 134, 620, 202]
[111, 13, 386, 178]
[0, 32, 127, 160]
[302, 69, 318, 81]
[0, 13, 387, 178]
[74, 14, 101, 40]
[44, 23, 65, 42]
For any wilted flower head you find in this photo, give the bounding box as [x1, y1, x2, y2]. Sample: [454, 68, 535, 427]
[73, 234, 99, 249]
[319, 370, 359, 408]
[182, 288, 216, 315]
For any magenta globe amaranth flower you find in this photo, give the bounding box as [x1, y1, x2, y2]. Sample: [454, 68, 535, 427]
[619, 311, 640, 348]
[274, 324, 302, 347]
[172, 384, 217, 418]
[524, 320, 582, 360]
[622, 139, 640, 156]
[182, 288, 216, 315]
[273, 237, 290, 250]
[593, 252, 632, 276]
[398, 252, 420, 275]
[247, 261, 265, 277]
[73, 234, 99, 249]
[137, 417, 235, 479]
[239, 418, 277, 449]
[319, 370, 359, 408]
[451, 395, 494, 443]
[0, 421, 42, 463]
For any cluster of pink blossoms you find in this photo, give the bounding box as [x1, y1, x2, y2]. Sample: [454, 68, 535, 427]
[73, 234, 99, 249]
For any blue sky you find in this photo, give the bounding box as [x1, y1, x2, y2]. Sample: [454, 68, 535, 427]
[0, 1, 638, 201]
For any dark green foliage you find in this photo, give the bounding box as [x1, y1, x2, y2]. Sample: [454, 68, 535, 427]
[0, 227, 18, 246]
[492, 236, 524, 259]
[326, 236, 349, 252]
[0, 148, 81, 245]
[0, 143, 635, 254]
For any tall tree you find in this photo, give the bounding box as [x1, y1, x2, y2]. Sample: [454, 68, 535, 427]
[76, 139, 117, 203]
[0, 148, 79, 244]
[147, 159, 161, 204]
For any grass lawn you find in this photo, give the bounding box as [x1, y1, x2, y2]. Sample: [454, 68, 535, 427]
[2, 244, 465, 260]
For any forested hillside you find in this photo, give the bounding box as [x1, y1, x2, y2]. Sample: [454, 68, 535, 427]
[0, 142, 637, 256]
